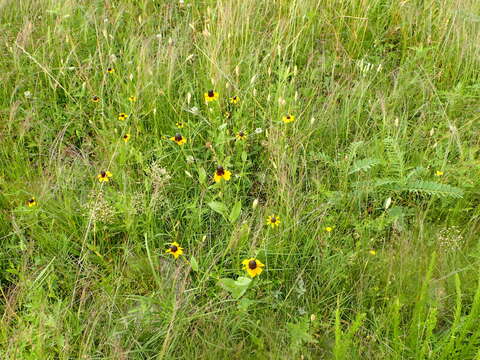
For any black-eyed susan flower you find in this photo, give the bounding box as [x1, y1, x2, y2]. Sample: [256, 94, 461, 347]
[235, 131, 247, 140]
[324, 226, 333, 232]
[204, 89, 219, 102]
[369, 250, 377, 256]
[176, 121, 185, 129]
[165, 242, 184, 259]
[27, 197, 37, 207]
[97, 170, 113, 182]
[435, 170, 444, 177]
[282, 114, 295, 123]
[266, 215, 280, 228]
[213, 166, 231, 183]
[91, 95, 100, 103]
[118, 113, 128, 121]
[107, 67, 115, 74]
[229, 95, 240, 104]
[123, 134, 131, 143]
[242, 258, 265, 278]
[170, 133, 187, 145]
[128, 96, 136, 102]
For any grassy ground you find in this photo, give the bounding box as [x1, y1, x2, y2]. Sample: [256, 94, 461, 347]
[1, 0, 480, 358]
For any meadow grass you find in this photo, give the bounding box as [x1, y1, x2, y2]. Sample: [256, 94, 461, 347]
[1, 0, 480, 358]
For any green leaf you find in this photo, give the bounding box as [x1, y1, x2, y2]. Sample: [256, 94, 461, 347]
[287, 316, 316, 352]
[198, 167, 207, 185]
[349, 158, 380, 174]
[404, 181, 463, 198]
[208, 201, 228, 217]
[241, 151, 248, 162]
[229, 200, 242, 223]
[218, 276, 252, 299]
[190, 256, 199, 272]
[237, 298, 255, 312]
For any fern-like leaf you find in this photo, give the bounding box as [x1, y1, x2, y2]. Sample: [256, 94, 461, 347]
[346, 141, 364, 160]
[403, 180, 463, 198]
[384, 137, 405, 179]
[349, 158, 381, 174]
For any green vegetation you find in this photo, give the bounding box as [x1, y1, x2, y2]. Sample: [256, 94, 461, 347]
[1, 0, 480, 358]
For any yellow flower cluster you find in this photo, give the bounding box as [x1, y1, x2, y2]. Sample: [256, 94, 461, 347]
[78, 88, 303, 282]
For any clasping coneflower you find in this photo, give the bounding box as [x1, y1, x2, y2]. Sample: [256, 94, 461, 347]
[27, 197, 37, 207]
[229, 96, 240, 104]
[282, 114, 295, 123]
[123, 134, 131, 143]
[170, 133, 187, 145]
[91, 95, 100, 103]
[176, 121, 185, 128]
[165, 242, 184, 259]
[435, 170, 444, 177]
[204, 89, 219, 102]
[266, 215, 281, 227]
[324, 226, 333, 232]
[98, 170, 113, 182]
[242, 258, 265, 278]
[128, 96, 137, 102]
[213, 166, 232, 183]
[107, 67, 115, 74]
[235, 131, 247, 140]
[118, 113, 128, 121]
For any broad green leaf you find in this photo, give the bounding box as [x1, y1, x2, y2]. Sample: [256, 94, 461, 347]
[190, 256, 199, 272]
[198, 167, 207, 185]
[237, 298, 255, 311]
[229, 200, 242, 223]
[241, 151, 248, 162]
[208, 201, 228, 217]
[218, 276, 252, 299]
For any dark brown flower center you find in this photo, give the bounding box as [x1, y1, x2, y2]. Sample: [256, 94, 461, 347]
[208, 90, 214, 97]
[108, 67, 113, 72]
[93, 96, 98, 101]
[28, 199, 34, 203]
[238, 131, 244, 137]
[248, 260, 257, 270]
[170, 245, 178, 253]
[216, 166, 225, 176]
[174, 133, 183, 142]
[270, 217, 277, 223]
[123, 134, 128, 139]
[286, 115, 291, 119]
[100, 171, 106, 177]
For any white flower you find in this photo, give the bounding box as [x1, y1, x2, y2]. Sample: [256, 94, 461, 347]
[24, 91, 32, 98]
[255, 128, 263, 134]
